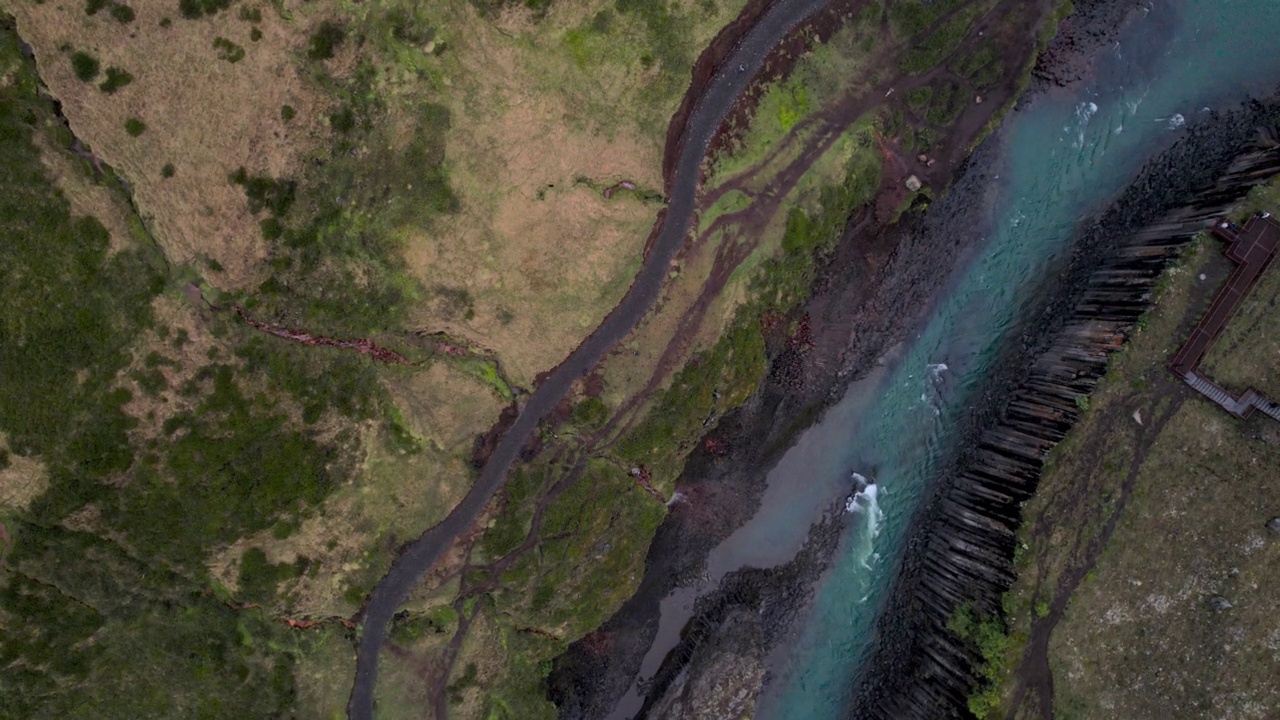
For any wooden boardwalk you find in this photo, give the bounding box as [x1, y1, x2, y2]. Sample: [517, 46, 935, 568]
[1168, 214, 1280, 421]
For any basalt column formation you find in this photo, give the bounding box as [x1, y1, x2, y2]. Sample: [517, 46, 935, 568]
[845, 99, 1280, 719]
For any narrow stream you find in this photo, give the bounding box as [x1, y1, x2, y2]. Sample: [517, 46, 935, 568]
[753, 2, 1280, 716]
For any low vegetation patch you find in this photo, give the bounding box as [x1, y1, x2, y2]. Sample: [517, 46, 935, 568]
[109, 3, 135, 23]
[900, 3, 985, 74]
[213, 36, 246, 63]
[178, 0, 236, 20]
[949, 602, 1014, 718]
[1002, 179, 1280, 720]
[70, 50, 99, 81]
[307, 20, 346, 61]
[98, 65, 133, 93]
[890, 0, 966, 37]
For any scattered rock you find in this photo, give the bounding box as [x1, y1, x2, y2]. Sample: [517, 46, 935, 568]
[927, 158, 937, 167]
[1266, 517, 1280, 536]
[1132, 409, 1143, 425]
[905, 175, 923, 192]
[975, 94, 984, 104]
[917, 153, 928, 164]
[1208, 595, 1233, 611]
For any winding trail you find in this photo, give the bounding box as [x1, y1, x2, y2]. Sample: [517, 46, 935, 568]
[345, 1, 837, 716]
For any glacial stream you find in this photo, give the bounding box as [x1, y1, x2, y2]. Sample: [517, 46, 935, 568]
[735, 1, 1280, 717]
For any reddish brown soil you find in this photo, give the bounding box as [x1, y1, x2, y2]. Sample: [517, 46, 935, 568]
[234, 306, 413, 365]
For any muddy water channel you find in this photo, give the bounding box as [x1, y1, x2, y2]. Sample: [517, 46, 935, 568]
[611, 2, 1280, 719]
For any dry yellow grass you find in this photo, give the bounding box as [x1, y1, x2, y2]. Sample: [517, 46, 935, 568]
[386, 362, 506, 453]
[10, 0, 330, 287]
[399, 2, 664, 385]
[0, 433, 49, 511]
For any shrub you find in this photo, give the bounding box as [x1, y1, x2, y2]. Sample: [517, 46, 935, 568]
[948, 603, 1013, 719]
[573, 397, 609, 429]
[615, 0, 688, 74]
[387, 7, 435, 45]
[178, 0, 233, 19]
[900, 6, 978, 74]
[237, 5, 261, 21]
[109, 4, 135, 23]
[237, 547, 304, 604]
[906, 86, 933, 112]
[890, 0, 963, 37]
[590, 8, 612, 33]
[70, 51, 100, 82]
[213, 36, 245, 63]
[130, 368, 167, 396]
[307, 21, 346, 60]
[328, 105, 356, 133]
[250, 27, 262, 42]
[469, 0, 556, 18]
[84, 0, 109, 14]
[924, 80, 964, 126]
[777, 84, 810, 131]
[98, 66, 133, 93]
[279, 104, 295, 121]
[161, 162, 175, 178]
[260, 217, 283, 240]
[229, 167, 296, 216]
[124, 117, 146, 136]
